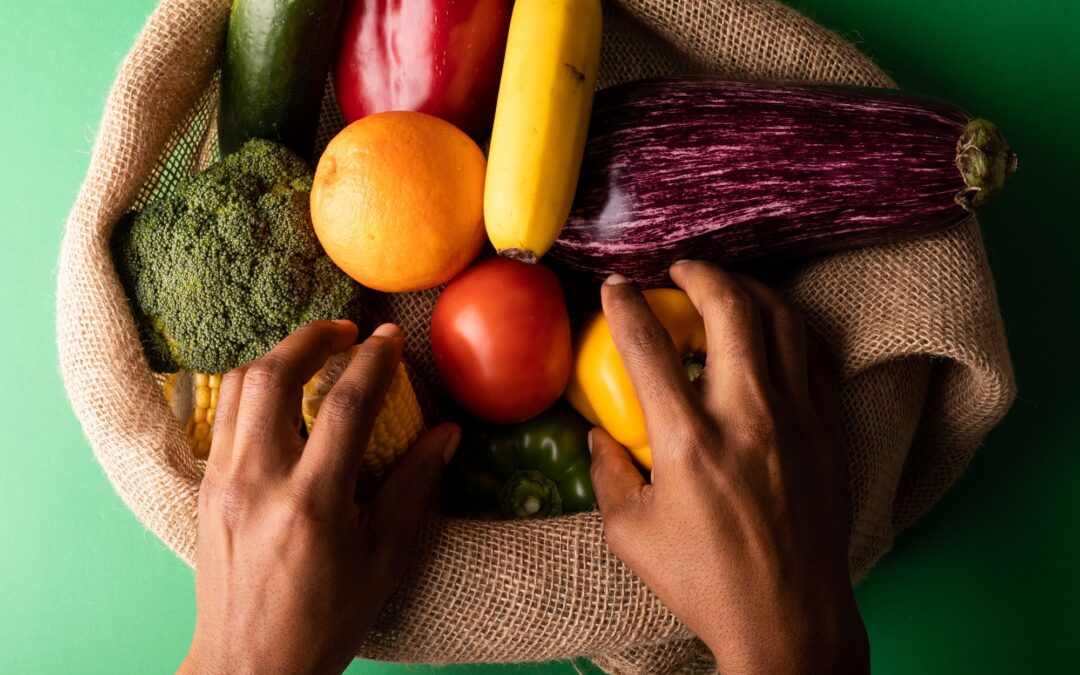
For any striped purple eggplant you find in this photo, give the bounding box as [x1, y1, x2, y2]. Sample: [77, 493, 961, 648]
[549, 76, 1016, 285]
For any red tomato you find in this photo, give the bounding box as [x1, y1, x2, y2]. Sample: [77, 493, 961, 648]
[431, 258, 572, 424]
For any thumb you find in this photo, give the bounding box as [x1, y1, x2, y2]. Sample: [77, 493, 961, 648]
[370, 424, 460, 549]
[589, 427, 647, 519]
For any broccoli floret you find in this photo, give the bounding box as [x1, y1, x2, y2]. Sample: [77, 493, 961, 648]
[111, 139, 368, 373]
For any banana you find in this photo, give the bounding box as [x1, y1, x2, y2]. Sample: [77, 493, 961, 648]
[484, 0, 602, 263]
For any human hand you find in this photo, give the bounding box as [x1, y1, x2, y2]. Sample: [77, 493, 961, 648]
[589, 261, 869, 675]
[179, 321, 460, 675]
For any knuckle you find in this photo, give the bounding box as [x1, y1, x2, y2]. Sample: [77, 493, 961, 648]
[349, 344, 396, 382]
[319, 381, 377, 427]
[600, 511, 631, 553]
[740, 415, 780, 449]
[283, 483, 332, 528]
[197, 467, 222, 511]
[588, 455, 611, 492]
[212, 403, 238, 437]
[666, 417, 714, 465]
[621, 320, 672, 362]
[737, 375, 774, 412]
[600, 501, 648, 558]
[714, 287, 755, 319]
[361, 328, 399, 354]
[764, 447, 786, 489]
[213, 478, 254, 528]
[220, 367, 245, 394]
[242, 357, 288, 395]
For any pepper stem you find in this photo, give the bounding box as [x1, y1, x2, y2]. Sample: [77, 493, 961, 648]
[955, 118, 1017, 212]
[498, 248, 539, 264]
[683, 354, 706, 382]
[499, 470, 563, 519]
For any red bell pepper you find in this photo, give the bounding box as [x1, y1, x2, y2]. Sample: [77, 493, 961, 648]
[333, 0, 512, 140]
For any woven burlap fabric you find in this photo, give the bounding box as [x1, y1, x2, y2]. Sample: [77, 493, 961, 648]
[56, 0, 1014, 672]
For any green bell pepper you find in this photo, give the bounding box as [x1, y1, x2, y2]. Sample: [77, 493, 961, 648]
[442, 406, 596, 519]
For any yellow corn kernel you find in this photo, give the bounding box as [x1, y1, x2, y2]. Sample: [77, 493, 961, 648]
[302, 347, 424, 478]
[162, 371, 222, 460]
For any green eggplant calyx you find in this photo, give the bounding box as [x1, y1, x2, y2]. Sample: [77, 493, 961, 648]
[499, 470, 563, 519]
[955, 118, 1017, 213]
[683, 354, 706, 382]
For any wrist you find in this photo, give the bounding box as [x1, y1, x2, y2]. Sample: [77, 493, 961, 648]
[700, 585, 869, 675]
[178, 638, 294, 675]
[178, 642, 255, 675]
[179, 631, 353, 675]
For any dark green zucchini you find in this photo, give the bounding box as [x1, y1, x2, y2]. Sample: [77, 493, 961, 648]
[218, 0, 346, 160]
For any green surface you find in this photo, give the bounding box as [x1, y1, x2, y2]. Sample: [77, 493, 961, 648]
[1, 0, 1076, 672]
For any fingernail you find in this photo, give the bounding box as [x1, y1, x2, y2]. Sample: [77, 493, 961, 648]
[331, 319, 355, 328]
[671, 259, 693, 267]
[441, 425, 461, 464]
[604, 274, 630, 286]
[587, 429, 595, 454]
[372, 323, 402, 340]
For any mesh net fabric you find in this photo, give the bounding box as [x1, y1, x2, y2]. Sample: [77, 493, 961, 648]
[56, 0, 1014, 672]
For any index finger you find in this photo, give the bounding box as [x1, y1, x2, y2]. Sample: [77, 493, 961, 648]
[669, 261, 771, 406]
[230, 320, 359, 475]
[600, 275, 701, 439]
[295, 323, 404, 507]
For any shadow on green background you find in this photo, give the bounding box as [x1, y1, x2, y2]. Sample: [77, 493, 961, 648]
[790, 1, 1080, 671]
[0, 1, 1075, 673]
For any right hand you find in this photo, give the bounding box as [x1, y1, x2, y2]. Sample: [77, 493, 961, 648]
[589, 261, 869, 675]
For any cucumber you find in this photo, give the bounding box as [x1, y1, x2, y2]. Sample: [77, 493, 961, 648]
[219, 0, 346, 160]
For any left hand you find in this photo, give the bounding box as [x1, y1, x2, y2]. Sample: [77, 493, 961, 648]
[179, 320, 460, 675]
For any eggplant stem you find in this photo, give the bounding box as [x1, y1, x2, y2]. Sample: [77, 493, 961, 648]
[955, 118, 1017, 212]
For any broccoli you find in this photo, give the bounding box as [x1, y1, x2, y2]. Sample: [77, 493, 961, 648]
[111, 139, 369, 373]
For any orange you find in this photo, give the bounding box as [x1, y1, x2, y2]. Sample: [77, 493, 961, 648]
[310, 111, 487, 293]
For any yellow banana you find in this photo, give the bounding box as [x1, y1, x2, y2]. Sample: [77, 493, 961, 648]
[484, 0, 602, 263]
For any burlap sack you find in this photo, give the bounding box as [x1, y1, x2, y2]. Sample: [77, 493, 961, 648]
[56, 0, 1015, 672]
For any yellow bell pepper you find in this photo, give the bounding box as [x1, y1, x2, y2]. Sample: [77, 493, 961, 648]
[566, 289, 707, 469]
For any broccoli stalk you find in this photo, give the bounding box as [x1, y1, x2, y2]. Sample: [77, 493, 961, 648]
[111, 139, 369, 373]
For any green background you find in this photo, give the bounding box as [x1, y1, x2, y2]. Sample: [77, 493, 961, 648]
[1, 0, 1076, 672]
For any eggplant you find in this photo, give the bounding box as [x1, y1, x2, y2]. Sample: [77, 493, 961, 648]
[549, 77, 1016, 285]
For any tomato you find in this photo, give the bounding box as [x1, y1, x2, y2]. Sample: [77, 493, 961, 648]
[431, 258, 572, 424]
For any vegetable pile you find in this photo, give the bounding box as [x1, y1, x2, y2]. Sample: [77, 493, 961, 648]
[113, 0, 1015, 516]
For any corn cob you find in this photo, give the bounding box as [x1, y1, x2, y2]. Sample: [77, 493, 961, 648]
[162, 350, 422, 472]
[162, 372, 221, 460]
[302, 346, 424, 477]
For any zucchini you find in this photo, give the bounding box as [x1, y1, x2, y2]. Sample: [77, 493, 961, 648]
[219, 0, 346, 160]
